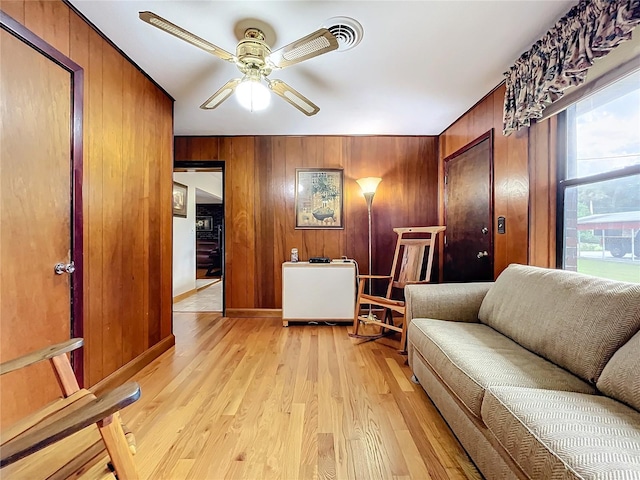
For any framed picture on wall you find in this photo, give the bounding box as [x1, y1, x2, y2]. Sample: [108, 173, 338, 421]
[295, 168, 344, 229]
[172, 181, 188, 218]
[196, 216, 213, 231]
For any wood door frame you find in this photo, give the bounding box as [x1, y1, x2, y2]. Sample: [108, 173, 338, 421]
[443, 129, 495, 277]
[1, 12, 85, 385]
[173, 160, 226, 315]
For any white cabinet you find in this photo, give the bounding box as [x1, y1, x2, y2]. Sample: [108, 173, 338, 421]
[282, 261, 356, 326]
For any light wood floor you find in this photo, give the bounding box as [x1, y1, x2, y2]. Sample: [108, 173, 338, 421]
[7, 314, 481, 479]
[173, 282, 223, 312]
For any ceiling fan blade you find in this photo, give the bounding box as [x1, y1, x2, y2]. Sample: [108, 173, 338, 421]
[139, 11, 235, 63]
[268, 28, 338, 69]
[267, 79, 320, 116]
[200, 79, 241, 110]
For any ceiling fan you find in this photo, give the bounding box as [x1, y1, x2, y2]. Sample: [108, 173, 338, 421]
[139, 11, 339, 116]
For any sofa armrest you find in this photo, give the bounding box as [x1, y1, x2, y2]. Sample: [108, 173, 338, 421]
[405, 282, 493, 325]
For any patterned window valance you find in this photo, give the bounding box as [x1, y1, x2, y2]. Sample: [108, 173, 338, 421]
[503, 0, 640, 136]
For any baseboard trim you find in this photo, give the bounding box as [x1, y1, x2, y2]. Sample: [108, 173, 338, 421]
[90, 334, 176, 395]
[173, 289, 197, 303]
[226, 308, 282, 318]
[197, 279, 221, 291]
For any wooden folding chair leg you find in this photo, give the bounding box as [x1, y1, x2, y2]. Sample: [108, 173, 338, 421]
[98, 415, 138, 480]
[115, 411, 137, 455]
[400, 322, 408, 354]
[352, 279, 366, 336]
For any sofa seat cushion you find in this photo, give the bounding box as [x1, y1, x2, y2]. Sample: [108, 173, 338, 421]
[478, 264, 640, 384]
[482, 386, 640, 479]
[408, 319, 595, 419]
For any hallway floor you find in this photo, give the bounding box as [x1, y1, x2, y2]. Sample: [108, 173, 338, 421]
[173, 281, 223, 312]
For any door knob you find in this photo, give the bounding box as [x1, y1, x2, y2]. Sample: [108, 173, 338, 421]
[476, 251, 489, 259]
[481, 227, 489, 234]
[54, 262, 75, 275]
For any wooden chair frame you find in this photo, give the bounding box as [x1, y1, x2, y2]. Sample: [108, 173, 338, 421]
[0, 338, 140, 479]
[351, 226, 446, 351]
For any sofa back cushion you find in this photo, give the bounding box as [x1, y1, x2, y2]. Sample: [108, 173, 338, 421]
[478, 264, 640, 384]
[597, 331, 640, 411]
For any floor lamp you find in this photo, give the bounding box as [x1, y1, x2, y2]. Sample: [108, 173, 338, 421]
[356, 177, 382, 318]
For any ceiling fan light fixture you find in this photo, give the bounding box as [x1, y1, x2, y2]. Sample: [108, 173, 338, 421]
[140, 11, 340, 116]
[236, 77, 271, 112]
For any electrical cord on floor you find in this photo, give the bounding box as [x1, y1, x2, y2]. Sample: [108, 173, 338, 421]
[340, 256, 360, 298]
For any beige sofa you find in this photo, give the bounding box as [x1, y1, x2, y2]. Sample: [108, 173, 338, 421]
[406, 264, 640, 479]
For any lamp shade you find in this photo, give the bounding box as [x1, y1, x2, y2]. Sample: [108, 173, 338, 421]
[236, 77, 271, 112]
[356, 177, 382, 195]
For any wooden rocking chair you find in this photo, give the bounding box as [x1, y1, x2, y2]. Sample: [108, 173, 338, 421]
[0, 338, 140, 479]
[351, 226, 445, 351]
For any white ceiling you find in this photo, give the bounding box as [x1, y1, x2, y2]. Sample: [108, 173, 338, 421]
[68, 0, 576, 136]
[196, 187, 222, 204]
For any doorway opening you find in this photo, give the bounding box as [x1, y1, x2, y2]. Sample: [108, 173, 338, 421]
[172, 163, 225, 313]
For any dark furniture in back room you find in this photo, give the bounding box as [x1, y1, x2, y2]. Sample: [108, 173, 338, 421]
[196, 240, 221, 277]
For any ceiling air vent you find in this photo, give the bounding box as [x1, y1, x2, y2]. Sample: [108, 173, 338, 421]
[323, 16, 363, 52]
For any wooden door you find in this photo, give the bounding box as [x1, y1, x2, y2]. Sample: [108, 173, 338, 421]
[0, 16, 83, 428]
[444, 131, 494, 282]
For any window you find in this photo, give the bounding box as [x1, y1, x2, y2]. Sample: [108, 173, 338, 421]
[558, 69, 640, 283]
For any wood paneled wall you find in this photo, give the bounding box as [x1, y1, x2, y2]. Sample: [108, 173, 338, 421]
[438, 84, 530, 277]
[528, 117, 558, 268]
[175, 136, 439, 309]
[1, 0, 174, 387]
